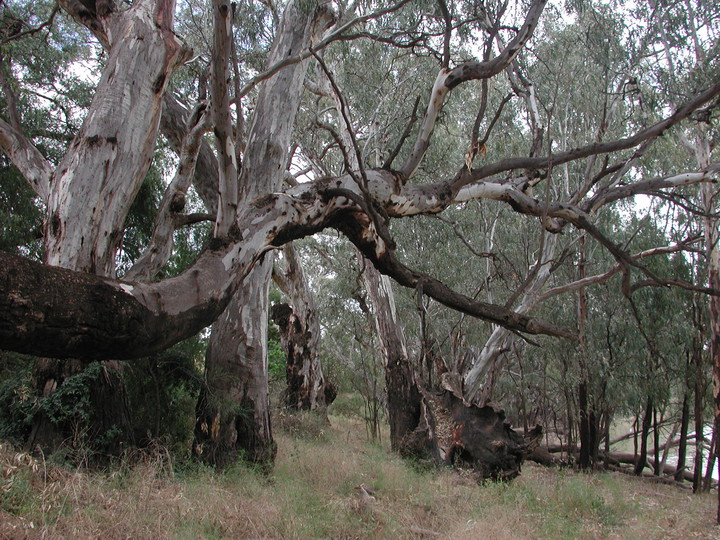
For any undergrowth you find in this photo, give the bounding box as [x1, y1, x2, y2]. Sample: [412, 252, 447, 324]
[1, 411, 718, 539]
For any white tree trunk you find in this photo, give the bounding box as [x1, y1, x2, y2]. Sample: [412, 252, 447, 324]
[194, 0, 333, 466]
[25, 0, 189, 453]
[45, 0, 189, 275]
[463, 234, 557, 403]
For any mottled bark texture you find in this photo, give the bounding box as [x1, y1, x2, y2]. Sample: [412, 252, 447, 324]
[361, 262, 421, 451]
[270, 302, 336, 410]
[194, 260, 277, 467]
[271, 244, 335, 411]
[193, 0, 333, 467]
[27, 0, 189, 455]
[400, 387, 542, 480]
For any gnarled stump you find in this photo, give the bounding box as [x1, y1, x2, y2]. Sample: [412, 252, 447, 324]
[400, 387, 541, 481]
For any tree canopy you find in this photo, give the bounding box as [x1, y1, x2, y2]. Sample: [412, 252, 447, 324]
[1, 0, 717, 360]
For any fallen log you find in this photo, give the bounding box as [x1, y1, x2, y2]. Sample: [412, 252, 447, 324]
[526, 446, 562, 466]
[604, 452, 695, 483]
[534, 446, 697, 483]
[605, 464, 694, 489]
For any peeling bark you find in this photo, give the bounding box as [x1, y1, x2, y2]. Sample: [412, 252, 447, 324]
[271, 243, 334, 411]
[0, 197, 577, 366]
[21, 0, 190, 455]
[362, 262, 421, 452]
[194, 261, 277, 468]
[46, 0, 190, 275]
[194, 0, 333, 467]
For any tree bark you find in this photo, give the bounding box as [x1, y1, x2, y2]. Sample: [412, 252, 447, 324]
[635, 397, 653, 476]
[692, 337, 705, 492]
[194, 261, 276, 467]
[26, 0, 189, 456]
[578, 381, 593, 469]
[362, 262, 421, 452]
[45, 0, 189, 275]
[27, 359, 132, 455]
[676, 391, 691, 482]
[653, 407, 661, 476]
[194, 0, 333, 467]
[698, 134, 720, 515]
[704, 427, 717, 492]
[576, 234, 597, 470]
[271, 244, 335, 411]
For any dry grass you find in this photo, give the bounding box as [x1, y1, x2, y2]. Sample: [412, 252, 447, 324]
[1, 411, 719, 539]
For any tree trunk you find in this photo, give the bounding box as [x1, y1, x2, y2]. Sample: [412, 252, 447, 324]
[193, 0, 332, 468]
[703, 427, 717, 492]
[576, 390, 599, 470]
[561, 355, 575, 458]
[635, 397, 653, 476]
[28, 0, 189, 456]
[703, 426, 718, 493]
[363, 259, 539, 479]
[578, 381, 592, 469]
[676, 391, 691, 482]
[653, 407, 661, 476]
[603, 406, 611, 469]
[271, 244, 335, 411]
[27, 359, 132, 455]
[577, 234, 595, 470]
[700, 144, 720, 516]
[194, 261, 277, 467]
[694, 342, 705, 493]
[362, 262, 421, 452]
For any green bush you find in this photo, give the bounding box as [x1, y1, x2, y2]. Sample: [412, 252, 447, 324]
[0, 353, 35, 445]
[124, 337, 204, 455]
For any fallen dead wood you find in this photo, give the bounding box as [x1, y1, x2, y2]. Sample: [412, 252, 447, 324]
[601, 452, 695, 482]
[605, 465, 694, 489]
[400, 387, 542, 481]
[526, 446, 561, 466]
[533, 446, 697, 483]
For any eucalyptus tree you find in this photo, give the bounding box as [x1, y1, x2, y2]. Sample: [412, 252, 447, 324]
[1, 0, 720, 481]
[271, 242, 335, 412]
[649, 0, 720, 505]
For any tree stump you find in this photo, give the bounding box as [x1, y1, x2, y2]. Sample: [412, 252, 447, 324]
[400, 387, 542, 481]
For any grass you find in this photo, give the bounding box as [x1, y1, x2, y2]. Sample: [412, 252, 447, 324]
[1, 411, 719, 539]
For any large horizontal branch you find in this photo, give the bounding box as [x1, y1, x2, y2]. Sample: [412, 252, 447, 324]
[0, 170, 574, 361]
[0, 180, 349, 360]
[335, 209, 574, 340]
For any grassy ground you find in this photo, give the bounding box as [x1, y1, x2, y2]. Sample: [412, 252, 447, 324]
[1, 404, 718, 539]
